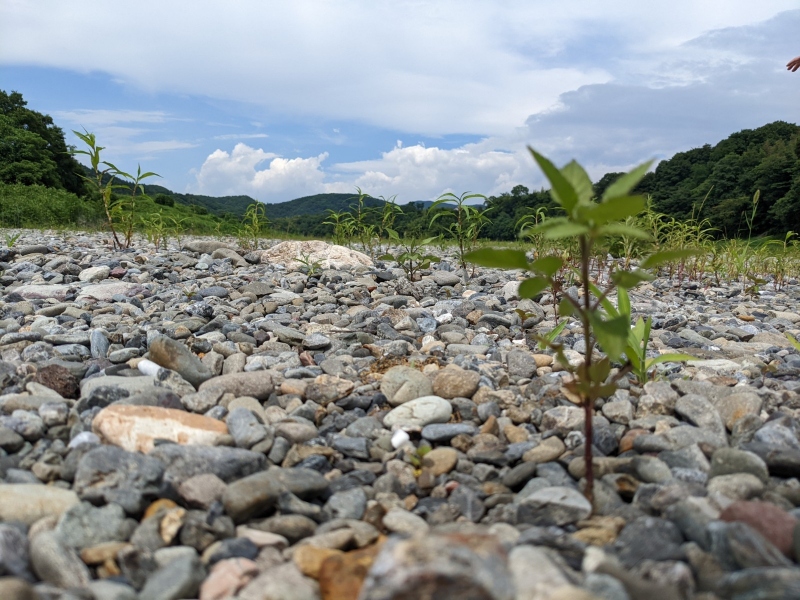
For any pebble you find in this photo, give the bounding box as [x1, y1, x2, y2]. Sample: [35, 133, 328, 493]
[0, 232, 796, 597]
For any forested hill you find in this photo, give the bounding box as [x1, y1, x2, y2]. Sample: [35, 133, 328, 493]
[484, 121, 800, 239]
[260, 193, 385, 219]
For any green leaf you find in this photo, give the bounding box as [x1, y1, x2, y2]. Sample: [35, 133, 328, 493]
[583, 196, 645, 225]
[529, 148, 579, 213]
[617, 287, 631, 319]
[647, 353, 695, 367]
[464, 248, 529, 270]
[589, 313, 630, 362]
[611, 269, 653, 289]
[519, 277, 548, 298]
[597, 223, 653, 240]
[530, 255, 563, 277]
[785, 333, 800, 352]
[601, 160, 654, 201]
[542, 222, 590, 239]
[640, 249, 700, 269]
[559, 297, 575, 317]
[561, 161, 594, 204]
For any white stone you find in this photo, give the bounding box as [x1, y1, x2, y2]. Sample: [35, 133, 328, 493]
[78, 265, 110, 282]
[383, 395, 452, 429]
[259, 240, 373, 271]
[391, 429, 410, 449]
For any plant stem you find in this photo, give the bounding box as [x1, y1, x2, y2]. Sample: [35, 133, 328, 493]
[579, 235, 595, 505]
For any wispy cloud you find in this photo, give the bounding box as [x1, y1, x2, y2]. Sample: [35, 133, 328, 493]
[212, 133, 270, 140]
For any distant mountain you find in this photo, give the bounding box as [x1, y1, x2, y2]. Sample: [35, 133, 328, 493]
[261, 193, 385, 219]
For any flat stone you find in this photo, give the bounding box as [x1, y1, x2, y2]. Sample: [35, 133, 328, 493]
[30, 531, 91, 589]
[517, 486, 592, 526]
[359, 532, 513, 600]
[259, 240, 373, 270]
[223, 468, 329, 522]
[93, 404, 228, 453]
[198, 371, 274, 400]
[0, 484, 79, 525]
[383, 395, 452, 429]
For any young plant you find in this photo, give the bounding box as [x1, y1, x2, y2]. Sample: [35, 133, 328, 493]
[380, 229, 439, 281]
[238, 202, 270, 251]
[467, 148, 696, 504]
[72, 129, 159, 249]
[296, 251, 323, 277]
[4, 231, 21, 248]
[430, 192, 491, 274]
[323, 209, 355, 247]
[596, 286, 694, 384]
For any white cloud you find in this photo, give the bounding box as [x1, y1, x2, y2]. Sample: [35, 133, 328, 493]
[4, 1, 796, 136]
[192, 143, 341, 201]
[213, 133, 270, 141]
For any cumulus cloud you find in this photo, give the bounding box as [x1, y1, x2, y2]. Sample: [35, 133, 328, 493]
[4, 1, 796, 136]
[192, 143, 341, 201]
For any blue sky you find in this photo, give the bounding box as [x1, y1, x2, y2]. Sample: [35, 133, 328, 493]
[1, 1, 799, 203]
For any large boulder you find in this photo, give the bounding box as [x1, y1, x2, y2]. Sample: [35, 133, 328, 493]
[259, 240, 373, 271]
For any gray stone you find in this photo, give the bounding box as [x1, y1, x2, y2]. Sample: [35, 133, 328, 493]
[198, 370, 274, 400]
[138, 553, 206, 600]
[380, 366, 433, 406]
[29, 531, 91, 589]
[359, 531, 513, 600]
[506, 349, 538, 379]
[614, 517, 685, 568]
[0, 525, 32, 580]
[509, 545, 570, 600]
[73, 445, 164, 514]
[324, 487, 367, 520]
[55, 501, 135, 550]
[238, 562, 319, 600]
[223, 467, 329, 522]
[147, 335, 213, 388]
[226, 407, 268, 449]
[517, 486, 592, 526]
[148, 444, 266, 488]
[421, 422, 478, 442]
[674, 394, 726, 437]
[710, 447, 770, 483]
[332, 435, 371, 459]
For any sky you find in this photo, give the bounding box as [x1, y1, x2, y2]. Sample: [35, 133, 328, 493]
[1, 1, 799, 204]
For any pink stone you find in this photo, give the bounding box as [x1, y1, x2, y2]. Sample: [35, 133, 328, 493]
[199, 557, 260, 600]
[720, 500, 798, 557]
[92, 404, 228, 453]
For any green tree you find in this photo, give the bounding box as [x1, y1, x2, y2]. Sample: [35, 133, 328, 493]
[0, 115, 61, 187]
[0, 90, 86, 195]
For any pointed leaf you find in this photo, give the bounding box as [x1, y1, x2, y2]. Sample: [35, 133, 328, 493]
[543, 222, 590, 239]
[786, 332, 800, 352]
[601, 160, 654, 201]
[561, 161, 594, 203]
[646, 353, 695, 367]
[530, 255, 563, 277]
[464, 248, 529, 270]
[529, 148, 579, 213]
[611, 269, 653, 289]
[640, 249, 700, 269]
[597, 223, 653, 239]
[518, 277, 548, 298]
[589, 313, 630, 362]
[584, 196, 645, 225]
[617, 287, 631, 319]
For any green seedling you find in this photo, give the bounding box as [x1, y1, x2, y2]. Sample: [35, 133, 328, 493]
[4, 231, 21, 248]
[430, 191, 491, 275]
[467, 148, 698, 505]
[380, 229, 439, 281]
